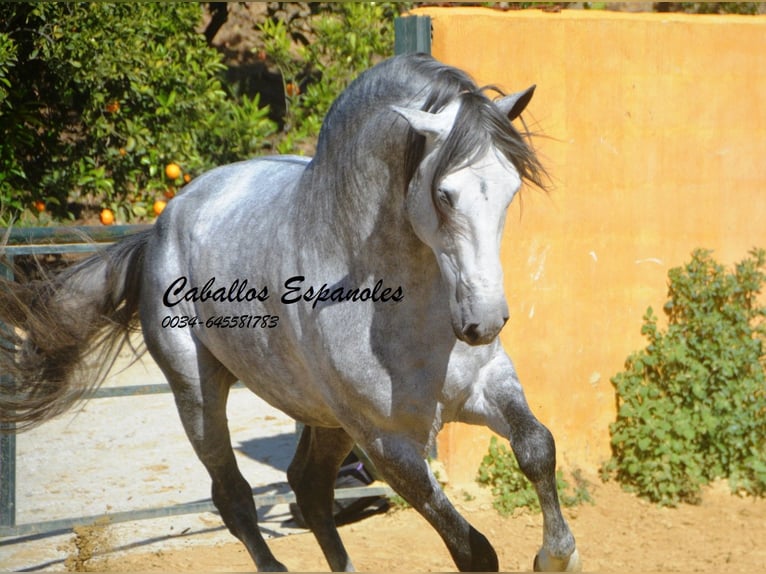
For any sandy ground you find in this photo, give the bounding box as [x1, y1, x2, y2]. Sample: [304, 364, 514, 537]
[56, 482, 766, 573]
[2, 350, 765, 573]
[2, 349, 303, 572]
[7, 478, 766, 572]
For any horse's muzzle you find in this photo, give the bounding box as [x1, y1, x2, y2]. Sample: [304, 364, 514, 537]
[455, 312, 508, 346]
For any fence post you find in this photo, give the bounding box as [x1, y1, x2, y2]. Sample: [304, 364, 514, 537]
[394, 15, 432, 56]
[0, 256, 16, 529]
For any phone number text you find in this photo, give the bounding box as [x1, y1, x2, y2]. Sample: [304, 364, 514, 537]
[161, 315, 279, 329]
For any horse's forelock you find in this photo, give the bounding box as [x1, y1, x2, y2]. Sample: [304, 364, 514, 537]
[479, 89, 548, 191]
[400, 56, 478, 192]
[424, 89, 548, 223]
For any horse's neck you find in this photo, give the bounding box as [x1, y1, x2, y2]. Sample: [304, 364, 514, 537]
[292, 151, 432, 281]
[300, 121, 388, 219]
[288, 97, 440, 280]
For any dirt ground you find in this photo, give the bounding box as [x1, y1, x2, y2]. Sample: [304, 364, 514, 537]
[62, 477, 765, 573]
[5, 7, 765, 573]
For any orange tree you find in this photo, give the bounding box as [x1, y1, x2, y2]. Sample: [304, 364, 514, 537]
[259, 3, 401, 154]
[0, 3, 276, 224]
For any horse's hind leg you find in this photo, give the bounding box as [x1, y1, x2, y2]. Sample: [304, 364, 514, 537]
[145, 332, 286, 571]
[287, 425, 356, 571]
[463, 352, 580, 572]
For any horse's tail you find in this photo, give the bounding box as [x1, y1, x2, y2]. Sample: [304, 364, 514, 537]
[0, 229, 152, 431]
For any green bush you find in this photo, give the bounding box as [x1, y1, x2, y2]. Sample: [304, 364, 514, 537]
[603, 248, 766, 506]
[653, 3, 764, 14]
[259, 2, 400, 154]
[477, 436, 593, 515]
[0, 3, 276, 224]
[0, 29, 31, 219]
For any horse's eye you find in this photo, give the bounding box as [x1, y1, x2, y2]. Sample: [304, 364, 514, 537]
[437, 187, 455, 208]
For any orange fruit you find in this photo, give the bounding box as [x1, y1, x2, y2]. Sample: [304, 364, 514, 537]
[183, 173, 191, 183]
[100, 208, 115, 225]
[105, 100, 120, 114]
[163, 187, 176, 199]
[153, 200, 167, 216]
[119, 147, 127, 156]
[285, 82, 300, 97]
[33, 200, 46, 213]
[165, 162, 182, 180]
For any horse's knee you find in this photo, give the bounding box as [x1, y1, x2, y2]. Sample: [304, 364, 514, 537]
[511, 421, 556, 484]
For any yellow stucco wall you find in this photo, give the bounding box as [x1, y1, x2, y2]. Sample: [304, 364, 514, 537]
[412, 7, 766, 483]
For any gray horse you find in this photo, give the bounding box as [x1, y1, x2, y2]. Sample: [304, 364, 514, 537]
[0, 54, 579, 572]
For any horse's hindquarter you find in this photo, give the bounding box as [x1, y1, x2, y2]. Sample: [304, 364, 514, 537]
[140, 157, 338, 424]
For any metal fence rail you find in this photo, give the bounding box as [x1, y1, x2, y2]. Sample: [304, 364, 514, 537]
[1, 224, 153, 535]
[1, 484, 394, 539]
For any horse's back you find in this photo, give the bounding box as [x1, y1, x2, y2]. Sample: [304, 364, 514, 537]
[143, 153, 311, 301]
[148, 154, 309, 262]
[170, 155, 309, 218]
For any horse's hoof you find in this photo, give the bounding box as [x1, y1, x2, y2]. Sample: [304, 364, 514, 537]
[257, 559, 289, 572]
[533, 547, 581, 572]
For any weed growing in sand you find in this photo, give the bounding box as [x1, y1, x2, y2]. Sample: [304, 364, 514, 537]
[477, 436, 593, 515]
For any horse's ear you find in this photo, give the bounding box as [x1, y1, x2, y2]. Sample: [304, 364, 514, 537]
[495, 85, 536, 121]
[390, 104, 455, 140]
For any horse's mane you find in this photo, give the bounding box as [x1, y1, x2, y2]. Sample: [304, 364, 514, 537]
[300, 54, 546, 248]
[315, 53, 545, 188]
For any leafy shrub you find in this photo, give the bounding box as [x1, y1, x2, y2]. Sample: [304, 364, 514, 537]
[477, 436, 593, 515]
[653, 3, 764, 14]
[258, 2, 400, 154]
[0, 30, 26, 217]
[0, 3, 276, 224]
[603, 248, 766, 506]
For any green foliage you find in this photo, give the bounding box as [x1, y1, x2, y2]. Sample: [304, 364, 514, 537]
[655, 3, 764, 14]
[387, 493, 412, 510]
[477, 436, 593, 515]
[604, 248, 766, 506]
[0, 29, 30, 219]
[0, 3, 276, 224]
[259, 3, 399, 154]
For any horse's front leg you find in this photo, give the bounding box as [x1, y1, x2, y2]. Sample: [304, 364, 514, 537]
[360, 432, 498, 572]
[460, 349, 581, 572]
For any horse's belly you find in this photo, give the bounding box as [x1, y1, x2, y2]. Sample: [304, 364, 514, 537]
[237, 377, 340, 427]
[198, 326, 341, 427]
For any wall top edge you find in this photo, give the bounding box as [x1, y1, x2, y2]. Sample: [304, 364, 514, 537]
[408, 6, 766, 25]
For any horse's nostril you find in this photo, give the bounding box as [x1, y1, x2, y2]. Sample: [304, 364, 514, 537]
[462, 323, 481, 344]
